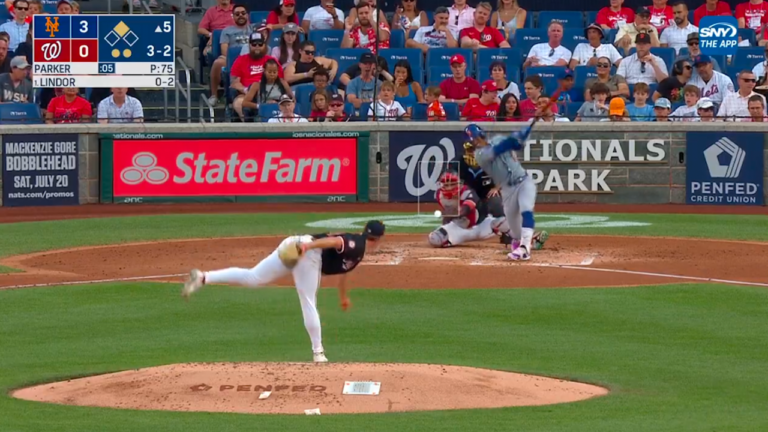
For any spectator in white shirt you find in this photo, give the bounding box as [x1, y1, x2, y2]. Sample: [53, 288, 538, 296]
[696, 97, 716, 121]
[689, 54, 734, 107]
[368, 81, 407, 120]
[524, 21, 572, 67]
[570, 23, 623, 68]
[0, 0, 29, 51]
[268, 94, 309, 122]
[659, 2, 698, 54]
[746, 94, 768, 121]
[301, 0, 345, 32]
[751, 46, 768, 83]
[616, 33, 668, 84]
[669, 84, 700, 120]
[406, 6, 458, 52]
[97, 88, 144, 123]
[448, 0, 475, 36]
[717, 70, 766, 120]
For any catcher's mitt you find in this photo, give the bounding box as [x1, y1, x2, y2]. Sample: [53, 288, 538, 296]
[278, 238, 304, 268]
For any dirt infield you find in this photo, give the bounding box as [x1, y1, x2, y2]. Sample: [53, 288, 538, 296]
[11, 362, 609, 414]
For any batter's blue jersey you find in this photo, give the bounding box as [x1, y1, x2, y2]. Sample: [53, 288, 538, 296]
[474, 135, 528, 188]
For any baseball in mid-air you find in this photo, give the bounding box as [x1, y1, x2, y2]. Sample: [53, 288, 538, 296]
[434, 210, 442, 218]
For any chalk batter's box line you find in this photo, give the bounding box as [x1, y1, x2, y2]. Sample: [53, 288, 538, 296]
[416, 160, 461, 218]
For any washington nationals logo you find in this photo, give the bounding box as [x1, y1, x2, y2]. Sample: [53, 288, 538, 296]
[396, 137, 456, 197]
[41, 41, 62, 61]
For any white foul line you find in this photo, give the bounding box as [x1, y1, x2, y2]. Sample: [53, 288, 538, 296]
[0, 273, 187, 290]
[530, 264, 768, 288]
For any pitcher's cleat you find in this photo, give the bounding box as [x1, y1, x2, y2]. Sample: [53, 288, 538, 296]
[182, 269, 204, 299]
[533, 231, 549, 250]
[313, 351, 329, 363]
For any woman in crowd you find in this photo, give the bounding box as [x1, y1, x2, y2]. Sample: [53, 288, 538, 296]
[242, 59, 293, 119]
[267, 0, 300, 30]
[491, 0, 526, 39]
[391, 0, 427, 32]
[393, 60, 425, 116]
[489, 61, 521, 100]
[497, 93, 521, 120]
[270, 23, 302, 67]
[583, 56, 630, 101]
[309, 90, 331, 121]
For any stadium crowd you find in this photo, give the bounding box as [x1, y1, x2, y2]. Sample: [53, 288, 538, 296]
[2, 0, 768, 122]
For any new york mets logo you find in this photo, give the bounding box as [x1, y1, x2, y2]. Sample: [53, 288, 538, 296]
[45, 17, 59, 37]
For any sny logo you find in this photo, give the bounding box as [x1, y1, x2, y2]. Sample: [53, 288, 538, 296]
[699, 16, 738, 55]
[45, 17, 59, 37]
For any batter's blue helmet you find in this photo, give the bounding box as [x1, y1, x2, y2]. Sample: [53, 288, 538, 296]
[464, 124, 485, 141]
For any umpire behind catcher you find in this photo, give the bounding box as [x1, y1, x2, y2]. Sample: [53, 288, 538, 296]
[448, 142, 512, 245]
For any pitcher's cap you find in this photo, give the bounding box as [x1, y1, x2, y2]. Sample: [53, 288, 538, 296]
[364, 220, 386, 238]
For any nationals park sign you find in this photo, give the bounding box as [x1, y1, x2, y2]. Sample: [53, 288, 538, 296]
[389, 132, 668, 201]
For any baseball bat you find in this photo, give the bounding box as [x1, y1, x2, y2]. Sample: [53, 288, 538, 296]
[531, 85, 563, 126]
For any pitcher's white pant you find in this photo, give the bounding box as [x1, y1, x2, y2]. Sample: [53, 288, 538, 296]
[431, 216, 507, 247]
[203, 235, 325, 354]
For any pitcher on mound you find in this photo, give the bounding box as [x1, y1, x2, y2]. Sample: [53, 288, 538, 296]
[181, 220, 386, 363]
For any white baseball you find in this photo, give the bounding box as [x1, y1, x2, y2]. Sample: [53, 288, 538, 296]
[434, 210, 442, 218]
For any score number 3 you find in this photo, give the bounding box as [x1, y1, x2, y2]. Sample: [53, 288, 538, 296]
[81, 20, 88, 33]
[147, 45, 172, 57]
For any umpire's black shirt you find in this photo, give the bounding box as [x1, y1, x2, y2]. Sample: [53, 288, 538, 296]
[450, 157, 494, 199]
[312, 233, 368, 275]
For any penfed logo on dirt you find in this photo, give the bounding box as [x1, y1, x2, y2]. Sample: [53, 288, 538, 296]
[111, 138, 358, 197]
[686, 132, 764, 206]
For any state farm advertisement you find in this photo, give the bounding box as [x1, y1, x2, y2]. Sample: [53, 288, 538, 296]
[112, 139, 358, 197]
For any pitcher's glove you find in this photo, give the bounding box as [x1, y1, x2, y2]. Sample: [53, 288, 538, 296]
[278, 238, 305, 268]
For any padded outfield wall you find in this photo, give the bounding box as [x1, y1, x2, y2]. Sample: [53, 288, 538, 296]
[0, 123, 765, 207]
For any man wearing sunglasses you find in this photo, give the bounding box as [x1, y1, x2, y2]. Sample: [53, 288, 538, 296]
[408, 6, 459, 52]
[675, 33, 722, 74]
[284, 40, 339, 85]
[570, 23, 622, 68]
[523, 21, 571, 67]
[616, 33, 668, 85]
[0, 0, 29, 52]
[448, 0, 475, 36]
[207, 4, 251, 105]
[230, 32, 288, 121]
[717, 70, 767, 121]
[615, 7, 660, 55]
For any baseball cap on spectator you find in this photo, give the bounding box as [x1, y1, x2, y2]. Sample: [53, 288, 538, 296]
[450, 54, 466, 65]
[697, 97, 714, 109]
[558, 68, 574, 80]
[636, 7, 651, 17]
[693, 54, 712, 66]
[635, 33, 652, 45]
[654, 98, 672, 109]
[360, 52, 376, 64]
[280, 0, 295, 5]
[11, 56, 30, 69]
[330, 94, 344, 105]
[481, 80, 498, 92]
[249, 32, 266, 44]
[278, 94, 294, 104]
[57, 0, 72, 6]
[283, 23, 299, 33]
[609, 97, 625, 116]
[584, 23, 604, 38]
[687, 32, 699, 44]
[435, 6, 449, 14]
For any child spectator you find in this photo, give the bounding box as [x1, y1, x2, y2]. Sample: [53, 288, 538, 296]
[368, 81, 407, 121]
[425, 86, 447, 121]
[309, 68, 339, 101]
[537, 94, 570, 122]
[309, 90, 330, 121]
[461, 80, 500, 121]
[242, 58, 292, 117]
[575, 82, 610, 121]
[670, 84, 700, 120]
[45, 87, 91, 124]
[326, 94, 350, 121]
[654, 97, 672, 121]
[626, 82, 655, 120]
[604, 96, 630, 121]
[695, 97, 716, 121]
[498, 93, 521, 120]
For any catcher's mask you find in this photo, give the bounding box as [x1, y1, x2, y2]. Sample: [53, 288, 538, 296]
[439, 171, 461, 199]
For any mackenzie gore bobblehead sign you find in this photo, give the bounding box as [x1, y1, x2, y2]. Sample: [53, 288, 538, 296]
[2, 134, 79, 207]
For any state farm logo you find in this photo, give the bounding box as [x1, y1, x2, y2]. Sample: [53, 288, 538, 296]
[120, 152, 169, 185]
[41, 41, 62, 61]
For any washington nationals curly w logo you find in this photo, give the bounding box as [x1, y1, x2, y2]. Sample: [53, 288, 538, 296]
[41, 41, 62, 61]
[396, 137, 456, 197]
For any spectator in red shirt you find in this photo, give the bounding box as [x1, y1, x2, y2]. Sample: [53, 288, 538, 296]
[597, 0, 635, 30]
[267, 0, 300, 31]
[230, 32, 287, 120]
[736, 0, 768, 31]
[309, 90, 330, 121]
[199, 0, 235, 58]
[439, 54, 481, 106]
[518, 74, 559, 120]
[648, 0, 673, 33]
[459, 1, 510, 50]
[326, 93, 350, 121]
[693, 0, 732, 26]
[341, 2, 390, 54]
[45, 87, 92, 124]
[461, 80, 500, 121]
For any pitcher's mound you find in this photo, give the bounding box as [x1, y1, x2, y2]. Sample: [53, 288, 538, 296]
[12, 362, 608, 415]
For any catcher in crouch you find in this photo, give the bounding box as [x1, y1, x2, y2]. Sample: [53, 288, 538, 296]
[181, 220, 386, 363]
[428, 171, 510, 248]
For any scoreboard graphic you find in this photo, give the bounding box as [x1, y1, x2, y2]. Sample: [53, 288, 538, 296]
[32, 14, 176, 88]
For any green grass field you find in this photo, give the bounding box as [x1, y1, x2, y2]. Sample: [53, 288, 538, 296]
[1, 211, 767, 432]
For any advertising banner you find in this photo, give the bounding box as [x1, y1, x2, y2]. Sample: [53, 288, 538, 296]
[388, 131, 669, 202]
[2, 133, 79, 207]
[686, 132, 764, 205]
[100, 133, 368, 203]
